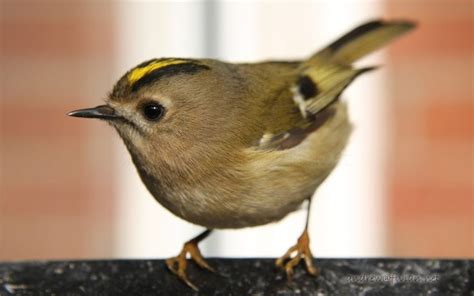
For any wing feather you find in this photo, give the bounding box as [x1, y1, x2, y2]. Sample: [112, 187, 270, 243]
[254, 20, 415, 150]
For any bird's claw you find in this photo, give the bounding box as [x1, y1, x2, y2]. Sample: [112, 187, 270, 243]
[166, 240, 215, 291]
[276, 230, 320, 281]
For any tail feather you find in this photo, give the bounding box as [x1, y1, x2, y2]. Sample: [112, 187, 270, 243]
[314, 20, 416, 65]
[294, 20, 416, 117]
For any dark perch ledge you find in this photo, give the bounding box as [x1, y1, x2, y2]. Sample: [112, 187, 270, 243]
[0, 258, 472, 295]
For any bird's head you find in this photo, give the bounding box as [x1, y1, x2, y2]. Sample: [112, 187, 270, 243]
[68, 58, 252, 166]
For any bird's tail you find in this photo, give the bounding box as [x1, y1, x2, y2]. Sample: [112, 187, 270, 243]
[295, 20, 416, 116]
[312, 20, 416, 65]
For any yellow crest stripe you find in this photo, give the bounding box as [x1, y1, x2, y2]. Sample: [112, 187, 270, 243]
[127, 59, 190, 85]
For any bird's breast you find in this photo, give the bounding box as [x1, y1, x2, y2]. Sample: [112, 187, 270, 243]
[129, 101, 352, 229]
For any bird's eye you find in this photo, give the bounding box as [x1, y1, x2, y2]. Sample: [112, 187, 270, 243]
[142, 102, 165, 121]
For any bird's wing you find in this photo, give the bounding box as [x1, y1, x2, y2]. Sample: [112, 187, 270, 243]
[255, 20, 415, 151]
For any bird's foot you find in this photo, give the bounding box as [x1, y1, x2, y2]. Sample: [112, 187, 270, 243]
[276, 230, 320, 281]
[166, 239, 215, 291]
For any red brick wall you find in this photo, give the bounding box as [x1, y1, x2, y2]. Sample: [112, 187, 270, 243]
[1, 1, 117, 259]
[385, 0, 473, 257]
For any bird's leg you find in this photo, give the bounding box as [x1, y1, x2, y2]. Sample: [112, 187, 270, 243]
[166, 229, 214, 291]
[276, 198, 320, 281]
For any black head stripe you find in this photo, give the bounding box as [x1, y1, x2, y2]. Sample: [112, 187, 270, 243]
[131, 62, 210, 92]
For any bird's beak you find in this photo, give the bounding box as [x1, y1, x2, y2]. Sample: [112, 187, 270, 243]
[67, 105, 119, 120]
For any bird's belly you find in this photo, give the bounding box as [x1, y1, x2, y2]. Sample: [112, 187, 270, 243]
[138, 101, 351, 229]
[155, 185, 313, 229]
[148, 147, 338, 229]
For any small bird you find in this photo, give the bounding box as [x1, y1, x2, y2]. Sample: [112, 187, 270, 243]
[69, 20, 415, 290]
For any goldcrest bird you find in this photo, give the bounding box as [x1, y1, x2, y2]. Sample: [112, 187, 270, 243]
[69, 20, 415, 290]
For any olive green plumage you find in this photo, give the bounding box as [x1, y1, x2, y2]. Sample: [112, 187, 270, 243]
[68, 20, 415, 290]
[69, 20, 415, 229]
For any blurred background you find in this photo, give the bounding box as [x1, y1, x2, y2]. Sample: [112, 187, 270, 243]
[0, 0, 472, 261]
